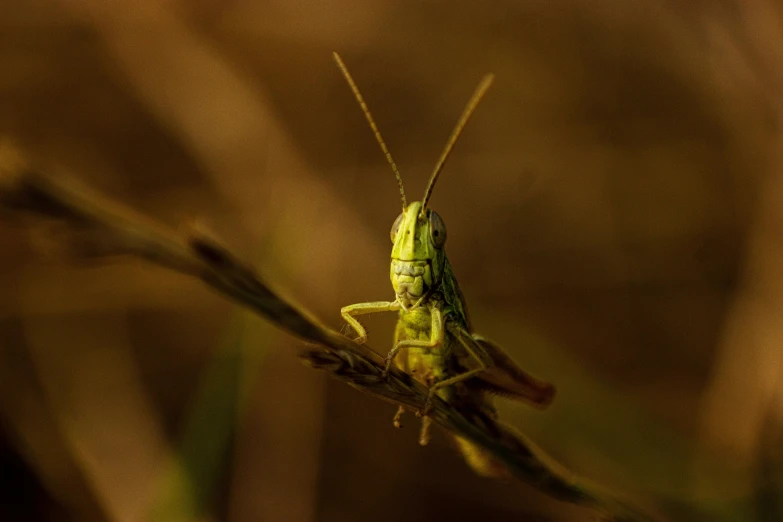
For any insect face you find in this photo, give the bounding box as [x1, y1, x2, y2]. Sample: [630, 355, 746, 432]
[390, 202, 447, 307]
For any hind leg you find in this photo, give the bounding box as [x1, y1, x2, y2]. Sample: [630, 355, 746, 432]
[419, 329, 488, 417]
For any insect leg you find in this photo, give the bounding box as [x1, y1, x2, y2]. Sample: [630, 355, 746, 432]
[382, 306, 444, 377]
[340, 301, 399, 343]
[421, 326, 490, 415]
[418, 415, 432, 446]
[468, 334, 556, 407]
[392, 406, 405, 428]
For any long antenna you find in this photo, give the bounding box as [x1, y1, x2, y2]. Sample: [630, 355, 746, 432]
[421, 74, 494, 214]
[333, 52, 407, 210]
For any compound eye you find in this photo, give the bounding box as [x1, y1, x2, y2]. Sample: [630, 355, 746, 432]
[428, 210, 447, 248]
[390, 212, 403, 242]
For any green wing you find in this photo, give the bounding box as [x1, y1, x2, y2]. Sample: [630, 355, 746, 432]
[439, 256, 471, 330]
[439, 257, 556, 408]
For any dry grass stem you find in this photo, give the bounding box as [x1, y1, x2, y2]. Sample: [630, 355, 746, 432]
[0, 141, 660, 522]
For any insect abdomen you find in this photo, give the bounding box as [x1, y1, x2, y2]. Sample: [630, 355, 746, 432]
[394, 308, 454, 401]
[451, 436, 509, 478]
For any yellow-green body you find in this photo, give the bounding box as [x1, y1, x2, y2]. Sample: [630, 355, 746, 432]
[388, 203, 475, 406]
[393, 302, 457, 403]
[342, 202, 555, 467]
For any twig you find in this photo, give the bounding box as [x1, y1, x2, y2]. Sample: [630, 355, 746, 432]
[0, 141, 660, 522]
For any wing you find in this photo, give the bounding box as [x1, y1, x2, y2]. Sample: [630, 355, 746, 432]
[437, 256, 554, 407]
[469, 335, 556, 408]
[439, 256, 471, 330]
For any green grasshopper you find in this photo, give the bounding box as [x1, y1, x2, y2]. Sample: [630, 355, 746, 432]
[333, 53, 555, 468]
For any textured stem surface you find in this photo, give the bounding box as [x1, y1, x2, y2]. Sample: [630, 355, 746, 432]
[0, 142, 660, 522]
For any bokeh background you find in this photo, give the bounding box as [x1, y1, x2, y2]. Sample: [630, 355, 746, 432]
[2, 1, 783, 521]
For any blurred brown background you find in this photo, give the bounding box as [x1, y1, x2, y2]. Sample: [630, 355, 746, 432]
[1, 1, 782, 521]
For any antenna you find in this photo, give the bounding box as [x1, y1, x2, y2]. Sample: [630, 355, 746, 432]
[333, 52, 407, 210]
[421, 74, 494, 213]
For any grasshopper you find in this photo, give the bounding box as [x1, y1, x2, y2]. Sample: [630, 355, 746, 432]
[333, 53, 555, 467]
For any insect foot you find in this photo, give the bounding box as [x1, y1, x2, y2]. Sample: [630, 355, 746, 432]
[381, 350, 397, 380]
[418, 416, 432, 446]
[392, 406, 405, 428]
[420, 387, 437, 417]
[339, 323, 367, 344]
